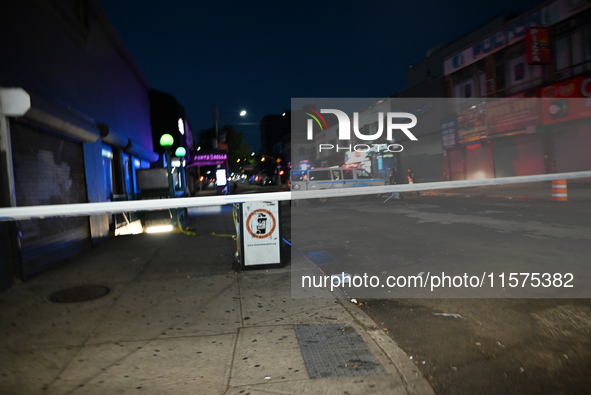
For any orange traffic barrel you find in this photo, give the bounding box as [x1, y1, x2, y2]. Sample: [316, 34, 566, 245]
[551, 179, 568, 201]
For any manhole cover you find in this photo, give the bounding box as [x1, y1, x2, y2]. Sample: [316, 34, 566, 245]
[49, 285, 110, 303]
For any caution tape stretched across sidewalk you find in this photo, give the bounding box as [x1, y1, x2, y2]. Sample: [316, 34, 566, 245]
[1, 171, 590, 221]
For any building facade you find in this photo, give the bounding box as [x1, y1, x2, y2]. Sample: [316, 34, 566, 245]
[441, 0, 591, 180]
[0, 0, 158, 288]
[387, 0, 591, 183]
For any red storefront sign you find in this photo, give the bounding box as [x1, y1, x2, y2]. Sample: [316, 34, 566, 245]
[541, 77, 591, 124]
[486, 91, 540, 135]
[526, 27, 551, 64]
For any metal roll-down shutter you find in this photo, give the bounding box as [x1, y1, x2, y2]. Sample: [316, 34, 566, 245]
[10, 121, 91, 279]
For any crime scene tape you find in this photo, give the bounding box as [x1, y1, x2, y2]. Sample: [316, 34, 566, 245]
[1, 171, 590, 221]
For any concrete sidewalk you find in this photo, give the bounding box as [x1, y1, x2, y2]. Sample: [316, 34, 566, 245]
[0, 205, 434, 394]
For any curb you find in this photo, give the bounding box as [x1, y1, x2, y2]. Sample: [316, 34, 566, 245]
[337, 298, 437, 395]
[294, 248, 436, 394]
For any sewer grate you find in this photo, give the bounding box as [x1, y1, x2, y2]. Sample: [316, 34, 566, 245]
[49, 285, 110, 303]
[305, 250, 339, 266]
[295, 323, 384, 379]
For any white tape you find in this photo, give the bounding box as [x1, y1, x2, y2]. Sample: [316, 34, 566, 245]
[0, 192, 291, 221]
[293, 171, 591, 201]
[0, 171, 590, 221]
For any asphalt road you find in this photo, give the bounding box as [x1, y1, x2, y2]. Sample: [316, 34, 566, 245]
[287, 194, 591, 394]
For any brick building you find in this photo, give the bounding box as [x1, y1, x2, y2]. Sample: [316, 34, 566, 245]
[398, 0, 591, 181]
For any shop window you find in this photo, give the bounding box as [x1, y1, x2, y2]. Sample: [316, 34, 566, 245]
[509, 56, 528, 86]
[572, 24, 591, 74]
[121, 153, 132, 196]
[101, 145, 114, 200]
[553, 20, 591, 80]
[514, 63, 525, 81]
[504, 54, 542, 94]
[132, 157, 142, 194]
[479, 73, 488, 96]
[555, 35, 572, 78]
[464, 82, 472, 98]
[453, 77, 476, 99]
[495, 63, 507, 93]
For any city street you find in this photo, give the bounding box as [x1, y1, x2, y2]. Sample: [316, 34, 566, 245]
[289, 192, 591, 394]
[5, 1, 591, 394]
[1, 181, 590, 394]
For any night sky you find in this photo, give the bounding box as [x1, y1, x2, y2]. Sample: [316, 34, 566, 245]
[99, 0, 544, 150]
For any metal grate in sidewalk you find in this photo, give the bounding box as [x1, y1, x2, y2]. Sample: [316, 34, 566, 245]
[295, 324, 384, 379]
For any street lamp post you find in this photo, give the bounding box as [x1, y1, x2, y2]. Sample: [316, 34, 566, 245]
[212, 107, 248, 194]
[213, 106, 247, 147]
[174, 146, 186, 193]
[159, 135, 188, 228]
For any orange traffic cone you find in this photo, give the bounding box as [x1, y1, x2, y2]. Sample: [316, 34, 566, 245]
[551, 179, 568, 201]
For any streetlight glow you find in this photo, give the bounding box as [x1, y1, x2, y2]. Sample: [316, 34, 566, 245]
[175, 147, 186, 157]
[159, 134, 174, 147]
[159, 133, 175, 199]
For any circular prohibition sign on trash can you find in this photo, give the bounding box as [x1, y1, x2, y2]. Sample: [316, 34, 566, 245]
[246, 208, 277, 239]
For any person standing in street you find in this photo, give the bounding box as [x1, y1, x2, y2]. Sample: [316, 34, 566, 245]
[386, 167, 402, 200]
[406, 168, 415, 184]
[407, 168, 418, 196]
